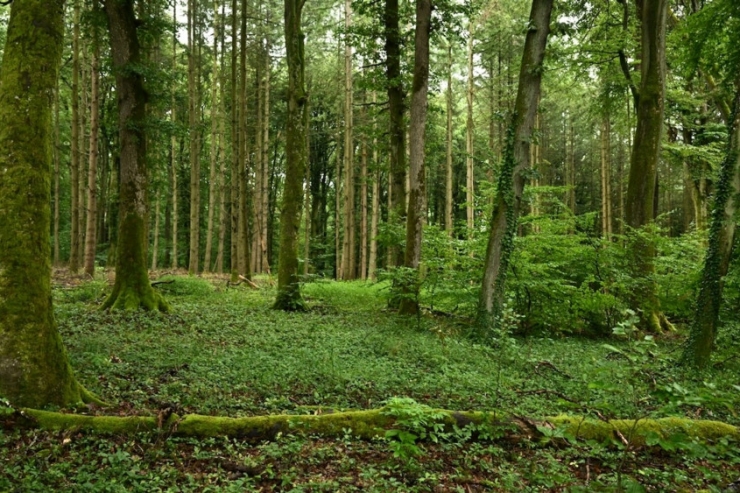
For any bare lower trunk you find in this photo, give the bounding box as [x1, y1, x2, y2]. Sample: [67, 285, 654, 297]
[385, 0, 406, 267]
[477, 0, 553, 332]
[398, 0, 431, 316]
[445, 42, 454, 235]
[274, 0, 307, 310]
[625, 0, 670, 332]
[204, 0, 221, 273]
[171, 0, 179, 269]
[102, 0, 168, 312]
[237, 0, 250, 278]
[466, 27, 475, 235]
[600, 115, 612, 239]
[342, 0, 355, 281]
[84, 38, 100, 278]
[261, 43, 271, 273]
[229, 0, 239, 281]
[53, 81, 61, 265]
[368, 111, 380, 281]
[70, 0, 81, 273]
[188, 0, 201, 274]
[360, 106, 368, 281]
[151, 195, 161, 270]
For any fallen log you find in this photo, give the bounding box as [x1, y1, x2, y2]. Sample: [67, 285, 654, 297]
[4, 406, 738, 447]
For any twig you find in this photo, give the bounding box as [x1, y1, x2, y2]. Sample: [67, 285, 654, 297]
[151, 280, 175, 287]
[534, 360, 573, 380]
[239, 275, 259, 289]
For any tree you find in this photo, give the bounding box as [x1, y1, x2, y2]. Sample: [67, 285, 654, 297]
[0, 0, 98, 408]
[624, 0, 670, 332]
[399, 0, 431, 315]
[385, 0, 406, 267]
[188, 0, 201, 274]
[274, 0, 308, 311]
[477, 0, 553, 332]
[101, 0, 168, 312]
[84, 9, 101, 278]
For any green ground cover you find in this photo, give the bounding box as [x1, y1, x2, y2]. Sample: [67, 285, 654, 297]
[2, 275, 740, 492]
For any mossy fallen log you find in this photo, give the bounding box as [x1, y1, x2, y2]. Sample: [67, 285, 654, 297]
[5, 406, 738, 447]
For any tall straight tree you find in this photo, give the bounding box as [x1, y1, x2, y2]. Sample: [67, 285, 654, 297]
[204, 0, 221, 273]
[342, 0, 355, 280]
[445, 41, 454, 234]
[385, 0, 406, 267]
[237, 0, 250, 277]
[274, 0, 308, 310]
[84, 15, 101, 278]
[624, 0, 670, 332]
[70, 0, 81, 273]
[188, 0, 201, 274]
[171, 0, 179, 269]
[0, 0, 99, 407]
[230, 0, 239, 281]
[399, 0, 432, 315]
[102, 0, 168, 312]
[465, 24, 474, 234]
[478, 0, 553, 331]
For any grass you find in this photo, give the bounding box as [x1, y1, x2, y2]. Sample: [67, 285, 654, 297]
[2, 273, 740, 491]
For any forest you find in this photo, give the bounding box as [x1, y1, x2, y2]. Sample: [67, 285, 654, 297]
[1, 0, 740, 490]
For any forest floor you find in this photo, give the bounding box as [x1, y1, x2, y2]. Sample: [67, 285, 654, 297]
[2, 272, 740, 492]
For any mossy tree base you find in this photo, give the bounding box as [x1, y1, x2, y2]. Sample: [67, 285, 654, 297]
[272, 289, 307, 312]
[6, 407, 738, 448]
[101, 284, 170, 312]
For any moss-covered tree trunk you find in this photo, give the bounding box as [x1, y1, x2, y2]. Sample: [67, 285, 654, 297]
[477, 0, 552, 333]
[624, 0, 671, 332]
[399, 0, 432, 316]
[101, 0, 168, 312]
[274, 0, 308, 311]
[0, 0, 98, 408]
[681, 83, 740, 368]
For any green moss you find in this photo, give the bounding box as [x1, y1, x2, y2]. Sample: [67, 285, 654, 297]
[102, 214, 169, 312]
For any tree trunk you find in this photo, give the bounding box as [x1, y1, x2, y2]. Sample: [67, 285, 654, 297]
[0, 0, 99, 408]
[204, 0, 221, 273]
[171, 0, 179, 269]
[368, 91, 380, 281]
[151, 195, 161, 270]
[84, 34, 100, 278]
[230, 0, 239, 281]
[70, 0, 81, 273]
[237, 0, 250, 278]
[385, 0, 406, 267]
[445, 42, 454, 235]
[274, 0, 308, 310]
[342, 0, 355, 281]
[477, 0, 553, 332]
[360, 92, 368, 281]
[53, 80, 61, 266]
[600, 115, 612, 240]
[399, 0, 432, 315]
[681, 83, 740, 368]
[216, 5, 228, 274]
[78, 47, 89, 269]
[261, 37, 271, 273]
[466, 26, 475, 235]
[188, 0, 201, 274]
[624, 0, 670, 332]
[101, 0, 168, 312]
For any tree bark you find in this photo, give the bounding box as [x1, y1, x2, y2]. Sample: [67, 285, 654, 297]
[477, 0, 553, 332]
[274, 0, 308, 310]
[681, 83, 740, 368]
[466, 26, 475, 235]
[53, 79, 61, 266]
[101, 0, 168, 312]
[445, 42, 454, 235]
[368, 91, 380, 281]
[385, 0, 406, 267]
[624, 0, 670, 332]
[188, 0, 201, 274]
[230, 0, 239, 282]
[204, 0, 221, 273]
[399, 0, 432, 315]
[0, 0, 99, 408]
[84, 32, 100, 278]
[261, 35, 271, 273]
[70, 0, 81, 273]
[360, 90, 368, 281]
[237, 0, 250, 278]
[151, 194, 160, 270]
[171, 0, 179, 269]
[342, 0, 355, 281]
[600, 115, 612, 239]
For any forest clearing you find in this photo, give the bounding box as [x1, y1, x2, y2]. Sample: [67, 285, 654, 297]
[1, 0, 740, 490]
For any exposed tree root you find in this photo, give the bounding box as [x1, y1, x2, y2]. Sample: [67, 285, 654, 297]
[5, 407, 738, 448]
